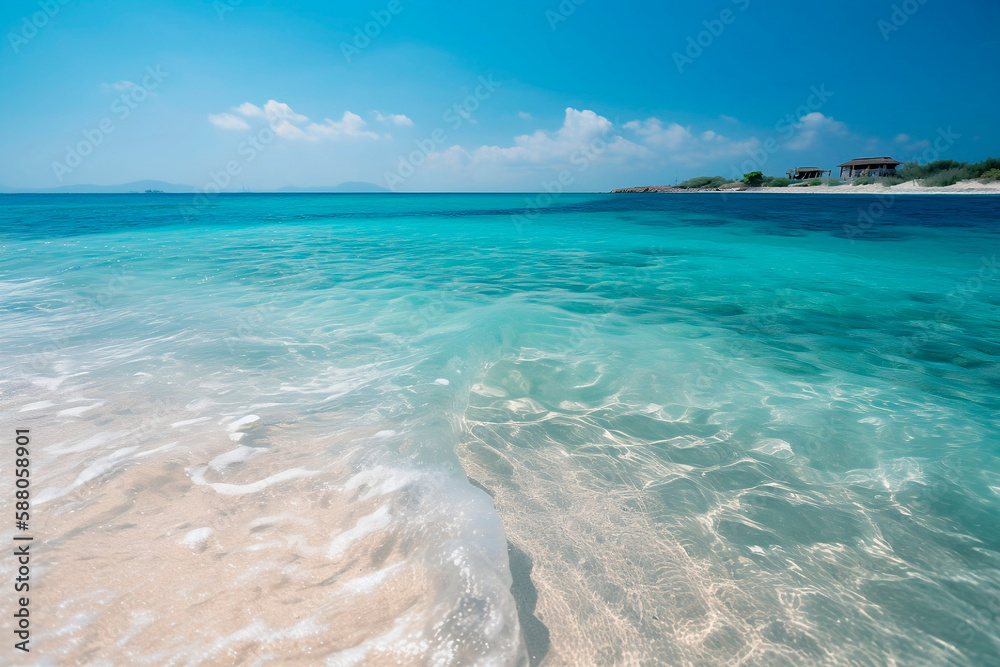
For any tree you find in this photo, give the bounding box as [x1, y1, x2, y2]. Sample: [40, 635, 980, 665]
[743, 171, 764, 187]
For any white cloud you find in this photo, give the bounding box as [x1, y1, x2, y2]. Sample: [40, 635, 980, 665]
[271, 119, 307, 140]
[624, 118, 693, 150]
[263, 100, 308, 124]
[418, 108, 647, 182]
[305, 112, 380, 140]
[894, 133, 929, 151]
[423, 108, 768, 181]
[207, 113, 251, 131]
[786, 112, 849, 150]
[99, 80, 138, 93]
[208, 100, 380, 141]
[99, 80, 158, 98]
[622, 116, 756, 165]
[234, 102, 264, 117]
[468, 108, 645, 164]
[518, 111, 533, 120]
[375, 112, 414, 127]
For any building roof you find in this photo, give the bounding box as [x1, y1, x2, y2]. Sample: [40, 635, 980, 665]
[837, 157, 902, 168]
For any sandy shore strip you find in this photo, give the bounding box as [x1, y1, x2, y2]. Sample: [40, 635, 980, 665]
[613, 179, 1000, 195]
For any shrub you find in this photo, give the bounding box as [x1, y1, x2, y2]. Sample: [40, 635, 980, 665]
[743, 171, 765, 187]
[853, 177, 874, 186]
[678, 176, 710, 189]
[924, 160, 963, 174]
[878, 175, 907, 186]
[897, 161, 927, 181]
[765, 177, 791, 187]
[894, 158, 1000, 183]
[894, 160, 963, 184]
[978, 168, 1000, 182]
[922, 167, 971, 187]
[804, 179, 825, 186]
[969, 158, 1000, 178]
[678, 176, 728, 189]
[824, 178, 843, 186]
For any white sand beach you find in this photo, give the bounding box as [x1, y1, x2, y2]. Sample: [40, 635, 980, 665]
[751, 179, 1000, 195]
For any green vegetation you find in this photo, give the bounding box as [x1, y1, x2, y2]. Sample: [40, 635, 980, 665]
[894, 157, 1000, 186]
[677, 175, 729, 189]
[867, 175, 906, 187]
[923, 167, 969, 187]
[667, 158, 998, 192]
[814, 157, 998, 188]
[898, 160, 960, 180]
[970, 158, 1000, 176]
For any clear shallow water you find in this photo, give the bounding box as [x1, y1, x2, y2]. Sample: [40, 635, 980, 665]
[1, 193, 999, 665]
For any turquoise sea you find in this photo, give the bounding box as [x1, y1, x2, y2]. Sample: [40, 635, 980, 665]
[2, 193, 999, 665]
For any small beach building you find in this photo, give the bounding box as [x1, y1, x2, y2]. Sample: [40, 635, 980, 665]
[837, 157, 901, 180]
[786, 167, 831, 181]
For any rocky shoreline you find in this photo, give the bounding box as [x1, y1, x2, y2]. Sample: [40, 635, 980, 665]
[610, 184, 746, 193]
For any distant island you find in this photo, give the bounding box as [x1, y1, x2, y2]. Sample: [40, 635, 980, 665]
[614, 157, 1000, 194]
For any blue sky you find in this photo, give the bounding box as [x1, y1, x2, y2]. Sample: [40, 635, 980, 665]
[1, 0, 997, 191]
